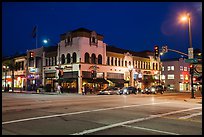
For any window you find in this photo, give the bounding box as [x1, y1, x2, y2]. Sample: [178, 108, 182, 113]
[55, 56, 57, 65]
[171, 66, 174, 71]
[152, 63, 155, 70]
[111, 57, 113, 66]
[46, 58, 48, 66]
[91, 53, 96, 64]
[52, 57, 54, 66]
[72, 52, 77, 63]
[67, 53, 71, 64]
[107, 57, 110, 65]
[115, 58, 117, 66]
[61, 54, 65, 64]
[162, 66, 164, 71]
[118, 58, 120, 66]
[161, 75, 165, 80]
[129, 61, 131, 66]
[184, 67, 187, 71]
[180, 74, 184, 80]
[85, 53, 90, 63]
[155, 63, 158, 70]
[143, 62, 145, 69]
[65, 36, 72, 46]
[98, 54, 102, 64]
[180, 66, 183, 71]
[22, 61, 24, 70]
[92, 37, 96, 43]
[168, 66, 174, 71]
[125, 61, 127, 67]
[48, 57, 51, 66]
[167, 74, 174, 79]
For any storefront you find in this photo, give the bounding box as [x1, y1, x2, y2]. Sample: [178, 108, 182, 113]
[45, 71, 57, 92]
[14, 75, 26, 90]
[61, 71, 78, 93]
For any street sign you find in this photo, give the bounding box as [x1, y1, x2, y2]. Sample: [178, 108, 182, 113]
[185, 58, 198, 63]
[188, 48, 193, 59]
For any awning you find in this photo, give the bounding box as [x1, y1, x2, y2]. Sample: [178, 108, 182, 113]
[107, 79, 127, 83]
[83, 78, 109, 84]
[63, 78, 77, 83]
[93, 78, 109, 84]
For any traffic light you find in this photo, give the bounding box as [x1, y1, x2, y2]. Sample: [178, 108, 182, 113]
[162, 45, 168, 53]
[189, 64, 194, 75]
[154, 45, 159, 58]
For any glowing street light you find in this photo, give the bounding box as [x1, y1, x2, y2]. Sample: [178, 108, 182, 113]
[180, 13, 192, 49]
[179, 12, 195, 98]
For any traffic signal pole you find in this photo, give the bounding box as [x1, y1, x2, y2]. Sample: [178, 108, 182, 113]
[190, 64, 195, 98]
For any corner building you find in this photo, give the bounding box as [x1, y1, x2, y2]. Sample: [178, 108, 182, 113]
[43, 28, 161, 94]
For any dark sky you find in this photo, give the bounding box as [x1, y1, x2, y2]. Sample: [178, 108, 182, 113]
[2, 2, 202, 59]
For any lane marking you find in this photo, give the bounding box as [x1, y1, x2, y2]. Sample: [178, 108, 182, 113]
[179, 112, 202, 119]
[122, 125, 180, 135]
[2, 102, 170, 125]
[71, 107, 201, 135]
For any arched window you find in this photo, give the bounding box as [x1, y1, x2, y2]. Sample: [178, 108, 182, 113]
[85, 52, 90, 63]
[129, 61, 131, 66]
[98, 54, 102, 64]
[67, 53, 71, 64]
[61, 54, 65, 64]
[125, 61, 127, 67]
[72, 52, 77, 63]
[91, 53, 96, 64]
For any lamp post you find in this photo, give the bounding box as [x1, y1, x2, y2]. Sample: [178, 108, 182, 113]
[180, 13, 195, 98]
[128, 65, 133, 87]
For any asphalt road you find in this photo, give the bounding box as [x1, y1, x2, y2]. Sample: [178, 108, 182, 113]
[2, 92, 202, 135]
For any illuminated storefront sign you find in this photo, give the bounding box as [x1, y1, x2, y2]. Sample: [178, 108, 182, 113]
[29, 67, 36, 73]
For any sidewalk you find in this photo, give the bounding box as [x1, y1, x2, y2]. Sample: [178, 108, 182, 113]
[2, 90, 84, 96]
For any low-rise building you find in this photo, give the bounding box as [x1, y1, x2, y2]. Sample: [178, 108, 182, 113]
[161, 58, 191, 92]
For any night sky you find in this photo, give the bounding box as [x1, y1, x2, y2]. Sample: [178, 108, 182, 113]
[2, 2, 202, 59]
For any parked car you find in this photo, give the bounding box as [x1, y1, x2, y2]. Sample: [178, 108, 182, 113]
[118, 86, 137, 95]
[98, 87, 121, 95]
[144, 85, 165, 94]
[155, 85, 165, 94]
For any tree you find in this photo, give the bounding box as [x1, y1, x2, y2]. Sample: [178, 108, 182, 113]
[3, 57, 19, 92]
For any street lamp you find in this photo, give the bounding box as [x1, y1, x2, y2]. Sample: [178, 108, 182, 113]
[180, 13, 195, 98]
[180, 13, 192, 48]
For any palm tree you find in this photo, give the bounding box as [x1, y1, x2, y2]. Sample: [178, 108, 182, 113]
[3, 57, 19, 92]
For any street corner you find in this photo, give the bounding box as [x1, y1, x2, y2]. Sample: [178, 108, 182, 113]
[183, 97, 202, 104]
